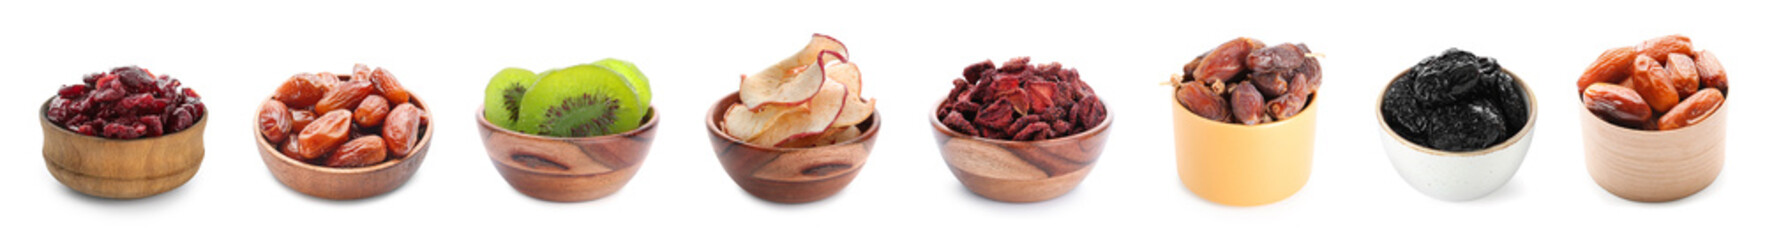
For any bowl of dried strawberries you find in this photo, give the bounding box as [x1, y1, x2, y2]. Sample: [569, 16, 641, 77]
[1577, 35, 1727, 203]
[41, 66, 207, 199]
[932, 57, 1111, 203]
[255, 65, 434, 200]
[1171, 38, 1320, 206]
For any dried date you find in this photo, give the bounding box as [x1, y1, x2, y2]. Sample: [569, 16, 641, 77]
[1581, 83, 1652, 128]
[1658, 89, 1724, 130]
[1665, 53, 1699, 97]
[290, 110, 352, 160]
[1176, 80, 1229, 122]
[1631, 55, 1679, 113]
[322, 135, 389, 168]
[384, 103, 422, 158]
[1230, 83, 1265, 124]
[315, 80, 373, 114]
[1694, 50, 1726, 92]
[354, 95, 390, 127]
[259, 100, 293, 144]
[1578, 46, 1636, 92]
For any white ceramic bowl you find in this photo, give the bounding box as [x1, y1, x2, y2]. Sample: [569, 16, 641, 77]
[1377, 69, 1536, 201]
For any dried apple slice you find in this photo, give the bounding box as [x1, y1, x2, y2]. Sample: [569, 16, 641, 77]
[748, 81, 848, 147]
[821, 52, 873, 127]
[722, 103, 803, 141]
[738, 35, 848, 108]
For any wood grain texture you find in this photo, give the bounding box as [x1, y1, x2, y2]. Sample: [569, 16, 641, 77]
[707, 93, 878, 204]
[40, 99, 206, 199]
[478, 106, 657, 202]
[931, 100, 1110, 203]
[1582, 101, 1724, 202]
[256, 95, 434, 200]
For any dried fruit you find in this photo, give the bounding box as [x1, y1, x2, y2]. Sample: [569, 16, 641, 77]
[724, 34, 871, 147]
[1582, 83, 1652, 128]
[354, 95, 389, 127]
[1658, 89, 1724, 130]
[1631, 55, 1679, 113]
[1176, 37, 1321, 125]
[1665, 53, 1700, 97]
[322, 136, 389, 167]
[1577, 46, 1636, 92]
[46, 66, 203, 139]
[369, 67, 411, 105]
[1634, 35, 1693, 62]
[290, 110, 316, 132]
[1695, 50, 1726, 92]
[315, 80, 373, 115]
[259, 100, 293, 145]
[291, 110, 352, 160]
[274, 73, 336, 109]
[939, 57, 1102, 140]
[1382, 49, 1528, 152]
[384, 103, 422, 158]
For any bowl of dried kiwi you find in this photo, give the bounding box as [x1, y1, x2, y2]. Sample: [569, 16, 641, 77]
[1377, 49, 1535, 202]
[478, 59, 657, 203]
[1576, 35, 1726, 203]
[1171, 37, 1321, 207]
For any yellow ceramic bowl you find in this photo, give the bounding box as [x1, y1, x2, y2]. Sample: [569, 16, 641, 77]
[1173, 93, 1317, 207]
[1581, 99, 1725, 202]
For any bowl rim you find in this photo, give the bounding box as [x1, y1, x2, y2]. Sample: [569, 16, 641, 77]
[41, 97, 210, 142]
[477, 104, 660, 177]
[254, 94, 436, 174]
[928, 96, 1114, 146]
[705, 92, 881, 151]
[1376, 68, 1539, 157]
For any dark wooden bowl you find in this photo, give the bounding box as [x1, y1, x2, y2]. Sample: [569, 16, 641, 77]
[255, 95, 435, 200]
[41, 98, 206, 199]
[477, 105, 657, 202]
[706, 93, 879, 203]
[931, 99, 1111, 203]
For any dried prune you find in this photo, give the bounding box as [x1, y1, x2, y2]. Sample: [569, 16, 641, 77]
[354, 95, 390, 127]
[1578, 46, 1636, 92]
[1582, 83, 1651, 128]
[1630, 55, 1679, 113]
[384, 103, 422, 158]
[291, 110, 352, 160]
[322, 136, 389, 168]
[1665, 53, 1700, 97]
[1382, 49, 1527, 152]
[259, 100, 293, 145]
[1658, 89, 1724, 130]
[1694, 50, 1726, 92]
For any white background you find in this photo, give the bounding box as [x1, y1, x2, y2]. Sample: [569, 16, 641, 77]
[1, 0, 1758, 239]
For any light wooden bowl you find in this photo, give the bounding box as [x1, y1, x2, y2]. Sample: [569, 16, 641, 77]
[1377, 69, 1536, 201]
[1581, 98, 1725, 202]
[932, 99, 1111, 203]
[41, 98, 206, 199]
[477, 105, 656, 202]
[1173, 92, 1315, 207]
[256, 95, 435, 200]
[706, 93, 879, 203]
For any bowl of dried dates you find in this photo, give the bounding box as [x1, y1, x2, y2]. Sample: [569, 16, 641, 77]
[42, 66, 207, 199]
[933, 57, 1110, 203]
[1576, 35, 1727, 203]
[1377, 49, 1536, 201]
[1171, 37, 1319, 206]
[255, 64, 433, 200]
[477, 59, 658, 202]
[707, 34, 879, 203]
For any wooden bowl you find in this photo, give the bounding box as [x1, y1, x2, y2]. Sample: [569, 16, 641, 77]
[1377, 69, 1536, 201]
[706, 93, 879, 203]
[932, 99, 1112, 203]
[1173, 91, 1315, 207]
[41, 98, 206, 199]
[255, 95, 435, 200]
[1581, 96, 1725, 203]
[477, 105, 657, 202]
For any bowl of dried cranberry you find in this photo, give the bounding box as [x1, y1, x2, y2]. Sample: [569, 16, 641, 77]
[41, 66, 207, 199]
[931, 58, 1112, 203]
[254, 65, 434, 200]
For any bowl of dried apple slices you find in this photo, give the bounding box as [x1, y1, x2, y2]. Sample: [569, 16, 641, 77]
[932, 57, 1111, 203]
[707, 34, 878, 203]
[478, 59, 657, 202]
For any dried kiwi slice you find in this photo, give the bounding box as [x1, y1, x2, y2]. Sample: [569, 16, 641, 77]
[591, 58, 652, 110]
[484, 67, 537, 129]
[513, 64, 645, 137]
